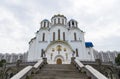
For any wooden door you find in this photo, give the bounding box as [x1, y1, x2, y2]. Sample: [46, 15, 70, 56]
[57, 59, 62, 64]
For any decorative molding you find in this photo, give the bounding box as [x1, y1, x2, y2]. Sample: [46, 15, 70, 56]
[39, 41, 48, 43]
[71, 40, 82, 42]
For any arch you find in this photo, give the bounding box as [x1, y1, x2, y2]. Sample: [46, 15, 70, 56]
[51, 14, 67, 25]
[57, 58, 62, 64]
[102, 67, 114, 79]
[5, 67, 15, 79]
[104, 67, 114, 73]
[40, 19, 50, 28]
[45, 40, 74, 52]
[54, 55, 64, 62]
[68, 19, 78, 28]
[44, 22, 46, 27]
[72, 21, 74, 26]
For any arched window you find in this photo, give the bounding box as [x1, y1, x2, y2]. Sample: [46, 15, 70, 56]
[41, 49, 44, 57]
[63, 32, 65, 41]
[62, 19, 64, 24]
[42, 33, 45, 41]
[58, 29, 60, 40]
[54, 19, 56, 24]
[68, 22, 70, 28]
[76, 22, 77, 27]
[47, 22, 49, 28]
[44, 22, 46, 27]
[76, 49, 79, 57]
[58, 18, 60, 24]
[53, 32, 55, 41]
[72, 21, 74, 26]
[74, 33, 77, 41]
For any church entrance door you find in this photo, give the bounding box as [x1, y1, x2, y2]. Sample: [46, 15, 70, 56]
[57, 58, 62, 64]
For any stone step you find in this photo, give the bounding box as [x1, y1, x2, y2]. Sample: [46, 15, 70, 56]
[45, 64, 74, 68]
[37, 70, 83, 75]
[35, 73, 86, 78]
[43, 64, 77, 70]
[31, 64, 88, 79]
[32, 76, 88, 79]
[43, 67, 76, 70]
[42, 68, 77, 71]
[39, 70, 80, 74]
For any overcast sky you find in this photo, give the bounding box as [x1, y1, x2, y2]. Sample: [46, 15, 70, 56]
[0, 0, 120, 53]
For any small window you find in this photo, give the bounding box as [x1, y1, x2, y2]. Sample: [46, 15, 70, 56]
[76, 49, 79, 57]
[68, 22, 70, 28]
[58, 18, 60, 24]
[53, 32, 55, 41]
[74, 33, 77, 41]
[72, 21, 74, 26]
[44, 22, 46, 27]
[58, 29, 60, 40]
[42, 33, 45, 41]
[63, 32, 65, 41]
[54, 19, 56, 24]
[62, 19, 64, 24]
[41, 49, 44, 57]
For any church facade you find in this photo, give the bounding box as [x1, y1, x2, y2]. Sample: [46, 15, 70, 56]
[28, 14, 95, 64]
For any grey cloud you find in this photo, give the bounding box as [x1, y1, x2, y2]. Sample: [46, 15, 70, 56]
[94, 35, 120, 51]
[0, 0, 120, 53]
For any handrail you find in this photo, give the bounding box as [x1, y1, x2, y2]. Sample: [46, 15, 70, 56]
[85, 65, 108, 79]
[73, 58, 108, 79]
[10, 66, 33, 79]
[33, 60, 43, 68]
[75, 59, 84, 68]
[10, 59, 46, 79]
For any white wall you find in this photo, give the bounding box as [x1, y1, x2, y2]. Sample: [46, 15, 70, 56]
[27, 16, 95, 62]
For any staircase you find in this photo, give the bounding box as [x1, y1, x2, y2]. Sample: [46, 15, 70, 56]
[31, 64, 89, 79]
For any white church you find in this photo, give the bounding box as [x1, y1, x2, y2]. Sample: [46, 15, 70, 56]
[28, 14, 95, 64]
